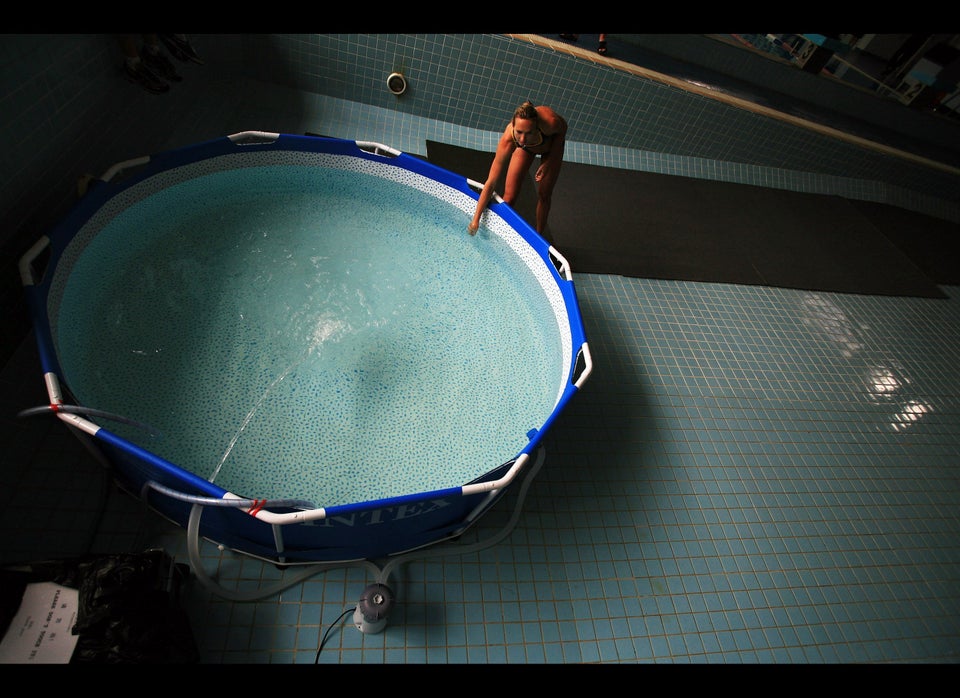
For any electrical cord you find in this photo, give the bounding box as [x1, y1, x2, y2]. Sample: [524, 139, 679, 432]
[315, 607, 355, 662]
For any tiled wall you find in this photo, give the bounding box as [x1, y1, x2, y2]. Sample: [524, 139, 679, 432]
[2, 33, 958, 368]
[238, 34, 959, 214]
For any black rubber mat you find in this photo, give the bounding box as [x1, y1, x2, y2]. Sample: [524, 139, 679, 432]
[426, 140, 953, 298]
[848, 199, 960, 287]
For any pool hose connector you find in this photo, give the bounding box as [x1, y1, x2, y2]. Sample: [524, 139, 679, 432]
[354, 582, 395, 634]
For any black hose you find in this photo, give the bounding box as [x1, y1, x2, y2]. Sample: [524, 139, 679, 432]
[17, 403, 161, 437]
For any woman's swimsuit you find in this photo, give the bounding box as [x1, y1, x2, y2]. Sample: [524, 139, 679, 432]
[512, 125, 551, 152]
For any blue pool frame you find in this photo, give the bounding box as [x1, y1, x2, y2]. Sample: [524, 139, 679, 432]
[19, 132, 592, 564]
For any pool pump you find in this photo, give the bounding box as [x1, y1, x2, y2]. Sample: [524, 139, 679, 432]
[354, 583, 395, 634]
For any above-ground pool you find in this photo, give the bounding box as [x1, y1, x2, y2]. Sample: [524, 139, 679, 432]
[20, 132, 592, 564]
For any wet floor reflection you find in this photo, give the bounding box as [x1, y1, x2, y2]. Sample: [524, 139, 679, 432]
[799, 292, 933, 433]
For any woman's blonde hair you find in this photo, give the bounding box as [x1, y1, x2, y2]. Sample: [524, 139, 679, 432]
[512, 101, 538, 123]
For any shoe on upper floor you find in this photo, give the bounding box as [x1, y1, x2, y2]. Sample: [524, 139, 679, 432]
[124, 59, 169, 94]
[142, 48, 182, 82]
[159, 34, 204, 65]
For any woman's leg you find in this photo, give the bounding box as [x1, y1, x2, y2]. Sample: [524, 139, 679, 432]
[502, 148, 535, 206]
[533, 156, 563, 234]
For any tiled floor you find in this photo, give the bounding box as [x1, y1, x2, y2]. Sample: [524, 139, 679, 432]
[2, 72, 959, 664]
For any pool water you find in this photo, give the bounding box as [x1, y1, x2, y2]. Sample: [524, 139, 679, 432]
[53, 164, 565, 508]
